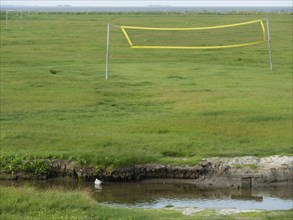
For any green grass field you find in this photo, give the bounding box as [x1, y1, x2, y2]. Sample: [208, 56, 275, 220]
[0, 11, 292, 220]
[1, 12, 292, 167]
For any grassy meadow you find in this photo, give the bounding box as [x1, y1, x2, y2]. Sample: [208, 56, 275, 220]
[0, 11, 292, 220]
[1, 12, 292, 167]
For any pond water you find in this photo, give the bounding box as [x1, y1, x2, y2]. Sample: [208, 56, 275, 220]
[1, 179, 292, 211]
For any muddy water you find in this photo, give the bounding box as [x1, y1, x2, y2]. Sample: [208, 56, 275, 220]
[1, 178, 292, 210]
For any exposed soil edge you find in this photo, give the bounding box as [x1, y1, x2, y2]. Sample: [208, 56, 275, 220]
[1, 155, 292, 188]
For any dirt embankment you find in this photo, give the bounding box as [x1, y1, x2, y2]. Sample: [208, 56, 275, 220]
[1, 155, 292, 188]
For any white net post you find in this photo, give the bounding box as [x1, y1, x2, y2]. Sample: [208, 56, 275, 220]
[265, 18, 273, 70]
[105, 23, 110, 80]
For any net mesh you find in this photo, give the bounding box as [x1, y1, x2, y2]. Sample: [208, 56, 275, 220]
[120, 20, 266, 49]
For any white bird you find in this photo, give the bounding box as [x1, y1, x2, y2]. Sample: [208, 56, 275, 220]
[95, 178, 102, 185]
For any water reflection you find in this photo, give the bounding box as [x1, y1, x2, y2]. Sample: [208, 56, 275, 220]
[0, 178, 292, 210]
[94, 184, 102, 191]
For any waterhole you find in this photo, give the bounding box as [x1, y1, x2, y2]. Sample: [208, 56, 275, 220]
[1, 179, 292, 211]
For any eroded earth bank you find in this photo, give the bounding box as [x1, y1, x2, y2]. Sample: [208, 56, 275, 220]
[1, 155, 292, 188]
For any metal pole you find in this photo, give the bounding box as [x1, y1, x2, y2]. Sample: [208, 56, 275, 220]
[266, 18, 273, 71]
[105, 23, 110, 80]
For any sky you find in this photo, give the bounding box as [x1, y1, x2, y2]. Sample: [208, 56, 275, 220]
[1, 0, 292, 7]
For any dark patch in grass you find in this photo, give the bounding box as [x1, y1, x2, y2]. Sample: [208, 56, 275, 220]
[167, 75, 186, 80]
[157, 129, 170, 134]
[161, 150, 185, 157]
[49, 69, 57, 74]
[113, 81, 153, 88]
[183, 82, 198, 86]
[182, 89, 200, 93]
[198, 89, 213, 92]
[96, 98, 167, 115]
[188, 67, 202, 71]
[199, 110, 228, 116]
[225, 85, 239, 88]
[246, 115, 286, 123]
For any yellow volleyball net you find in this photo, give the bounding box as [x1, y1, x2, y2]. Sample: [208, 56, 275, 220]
[120, 19, 266, 49]
[105, 19, 272, 79]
